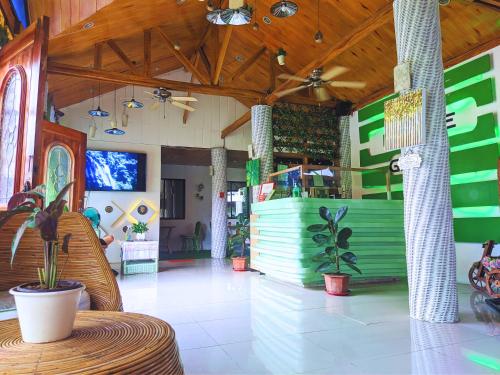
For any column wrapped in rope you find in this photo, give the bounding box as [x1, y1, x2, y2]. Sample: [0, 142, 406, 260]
[211, 147, 227, 259]
[339, 116, 352, 198]
[251, 105, 273, 183]
[394, 0, 458, 322]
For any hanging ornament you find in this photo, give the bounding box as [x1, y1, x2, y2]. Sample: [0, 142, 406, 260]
[252, 0, 259, 30]
[314, 0, 323, 44]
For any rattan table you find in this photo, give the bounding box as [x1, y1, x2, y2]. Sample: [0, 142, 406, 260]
[0, 311, 184, 374]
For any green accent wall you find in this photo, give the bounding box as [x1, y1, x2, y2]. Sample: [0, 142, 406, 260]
[356, 53, 499, 243]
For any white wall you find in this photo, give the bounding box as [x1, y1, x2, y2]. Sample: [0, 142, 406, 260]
[60, 68, 251, 263]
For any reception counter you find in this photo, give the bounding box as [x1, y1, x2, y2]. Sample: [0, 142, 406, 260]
[250, 198, 406, 286]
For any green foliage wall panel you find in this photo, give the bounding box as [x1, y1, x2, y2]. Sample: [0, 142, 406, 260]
[356, 53, 499, 243]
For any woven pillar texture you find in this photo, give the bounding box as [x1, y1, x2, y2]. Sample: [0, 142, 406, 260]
[394, 0, 458, 322]
[251, 105, 273, 183]
[339, 116, 352, 199]
[211, 147, 227, 259]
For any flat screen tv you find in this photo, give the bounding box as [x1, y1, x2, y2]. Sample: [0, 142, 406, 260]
[85, 150, 147, 192]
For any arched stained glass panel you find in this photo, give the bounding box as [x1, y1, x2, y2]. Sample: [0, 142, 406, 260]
[46, 145, 73, 206]
[0, 71, 22, 206]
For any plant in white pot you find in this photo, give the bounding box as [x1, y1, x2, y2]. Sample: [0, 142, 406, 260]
[0, 182, 85, 343]
[132, 222, 148, 241]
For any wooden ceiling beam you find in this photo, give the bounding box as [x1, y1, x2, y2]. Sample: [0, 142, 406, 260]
[353, 36, 500, 111]
[213, 26, 233, 85]
[155, 26, 209, 85]
[227, 46, 266, 83]
[268, 49, 276, 92]
[106, 39, 138, 74]
[221, 2, 393, 138]
[47, 62, 265, 100]
[144, 29, 152, 77]
[199, 47, 212, 77]
[93, 43, 103, 69]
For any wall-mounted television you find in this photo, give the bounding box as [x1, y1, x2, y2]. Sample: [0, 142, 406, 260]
[85, 150, 147, 192]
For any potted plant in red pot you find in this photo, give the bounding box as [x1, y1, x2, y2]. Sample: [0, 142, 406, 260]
[229, 214, 250, 271]
[308, 206, 361, 295]
[0, 182, 85, 343]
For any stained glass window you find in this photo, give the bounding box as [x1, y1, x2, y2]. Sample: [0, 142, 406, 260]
[0, 71, 22, 206]
[46, 145, 73, 206]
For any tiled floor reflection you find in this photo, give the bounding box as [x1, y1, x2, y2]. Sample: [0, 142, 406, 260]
[117, 259, 500, 375]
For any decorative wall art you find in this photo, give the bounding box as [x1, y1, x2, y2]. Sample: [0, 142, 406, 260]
[131, 200, 156, 223]
[384, 89, 426, 151]
[106, 200, 126, 227]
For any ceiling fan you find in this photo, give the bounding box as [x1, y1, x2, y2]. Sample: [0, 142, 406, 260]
[275, 66, 366, 102]
[144, 87, 198, 112]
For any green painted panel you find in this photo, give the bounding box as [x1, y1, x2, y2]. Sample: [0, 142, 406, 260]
[448, 113, 497, 147]
[359, 118, 384, 144]
[360, 148, 400, 167]
[454, 217, 500, 243]
[251, 198, 406, 286]
[446, 79, 495, 108]
[361, 167, 403, 188]
[363, 191, 404, 200]
[444, 54, 491, 88]
[451, 180, 499, 208]
[450, 144, 499, 175]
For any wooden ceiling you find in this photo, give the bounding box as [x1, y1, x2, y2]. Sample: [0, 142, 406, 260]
[29, 0, 499, 134]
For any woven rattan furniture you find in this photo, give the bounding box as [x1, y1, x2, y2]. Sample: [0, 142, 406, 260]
[0, 212, 123, 311]
[0, 311, 184, 374]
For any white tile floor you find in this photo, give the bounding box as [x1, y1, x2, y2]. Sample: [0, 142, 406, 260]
[117, 259, 500, 375]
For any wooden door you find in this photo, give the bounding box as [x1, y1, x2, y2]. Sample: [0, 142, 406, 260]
[38, 121, 86, 212]
[0, 17, 49, 208]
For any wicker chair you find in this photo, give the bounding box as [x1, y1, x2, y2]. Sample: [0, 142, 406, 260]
[0, 212, 123, 311]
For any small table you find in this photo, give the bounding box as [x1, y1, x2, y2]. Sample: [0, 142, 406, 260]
[121, 240, 159, 275]
[0, 311, 184, 374]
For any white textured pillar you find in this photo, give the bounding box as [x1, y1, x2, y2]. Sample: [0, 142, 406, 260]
[211, 147, 227, 259]
[394, 0, 458, 322]
[339, 116, 352, 199]
[251, 105, 273, 183]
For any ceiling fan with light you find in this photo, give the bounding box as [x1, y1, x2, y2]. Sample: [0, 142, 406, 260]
[275, 66, 366, 102]
[145, 87, 198, 114]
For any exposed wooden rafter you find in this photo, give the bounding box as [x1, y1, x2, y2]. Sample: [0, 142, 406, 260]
[213, 26, 233, 85]
[268, 49, 276, 92]
[106, 39, 138, 73]
[93, 43, 103, 69]
[220, 2, 393, 138]
[227, 46, 266, 83]
[143, 29, 152, 77]
[47, 62, 265, 100]
[155, 26, 209, 85]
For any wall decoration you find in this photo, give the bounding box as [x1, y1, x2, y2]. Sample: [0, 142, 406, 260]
[394, 62, 411, 92]
[384, 89, 426, 150]
[105, 205, 113, 213]
[107, 200, 126, 227]
[137, 204, 148, 215]
[273, 103, 339, 163]
[130, 200, 156, 223]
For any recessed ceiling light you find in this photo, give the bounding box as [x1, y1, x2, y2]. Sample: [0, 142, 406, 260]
[82, 21, 94, 30]
[235, 55, 244, 62]
[263, 16, 271, 24]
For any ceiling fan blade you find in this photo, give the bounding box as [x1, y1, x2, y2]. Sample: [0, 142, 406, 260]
[171, 96, 198, 102]
[149, 101, 160, 110]
[275, 85, 309, 98]
[314, 87, 331, 102]
[277, 73, 309, 83]
[329, 80, 367, 89]
[321, 66, 349, 81]
[144, 91, 156, 96]
[170, 101, 196, 112]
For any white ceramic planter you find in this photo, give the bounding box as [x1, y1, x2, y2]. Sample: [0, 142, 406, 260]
[135, 232, 146, 241]
[9, 283, 85, 343]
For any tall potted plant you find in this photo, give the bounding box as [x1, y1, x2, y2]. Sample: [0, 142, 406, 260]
[0, 182, 84, 343]
[132, 222, 149, 241]
[229, 214, 250, 271]
[308, 206, 361, 295]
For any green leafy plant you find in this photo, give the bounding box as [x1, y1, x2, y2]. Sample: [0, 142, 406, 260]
[131, 222, 149, 234]
[228, 214, 250, 258]
[307, 206, 361, 275]
[0, 182, 74, 289]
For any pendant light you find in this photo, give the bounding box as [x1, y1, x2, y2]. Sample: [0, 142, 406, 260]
[207, 0, 252, 25]
[122, 85, 143, 109]
[105, 89, 125, 135]
[270, 1, 298, 18]
[314, 0, 323, 43]
[252, 0, 259, 30]
[88, 83, 109, 117]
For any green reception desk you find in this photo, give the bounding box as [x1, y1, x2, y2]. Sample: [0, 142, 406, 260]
[250, 198, 406, 286]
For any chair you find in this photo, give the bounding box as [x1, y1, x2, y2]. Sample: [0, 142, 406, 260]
[0, 212, 123, 311]
[181, 221, 203, 251]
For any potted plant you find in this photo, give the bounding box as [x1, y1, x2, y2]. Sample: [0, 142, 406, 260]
[0, 182, 85, 343]
[132, 222, 149, 241]
[276, 48, 287, 66]
[229, 214, 250, 271]
[308, 206, 361, 295]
